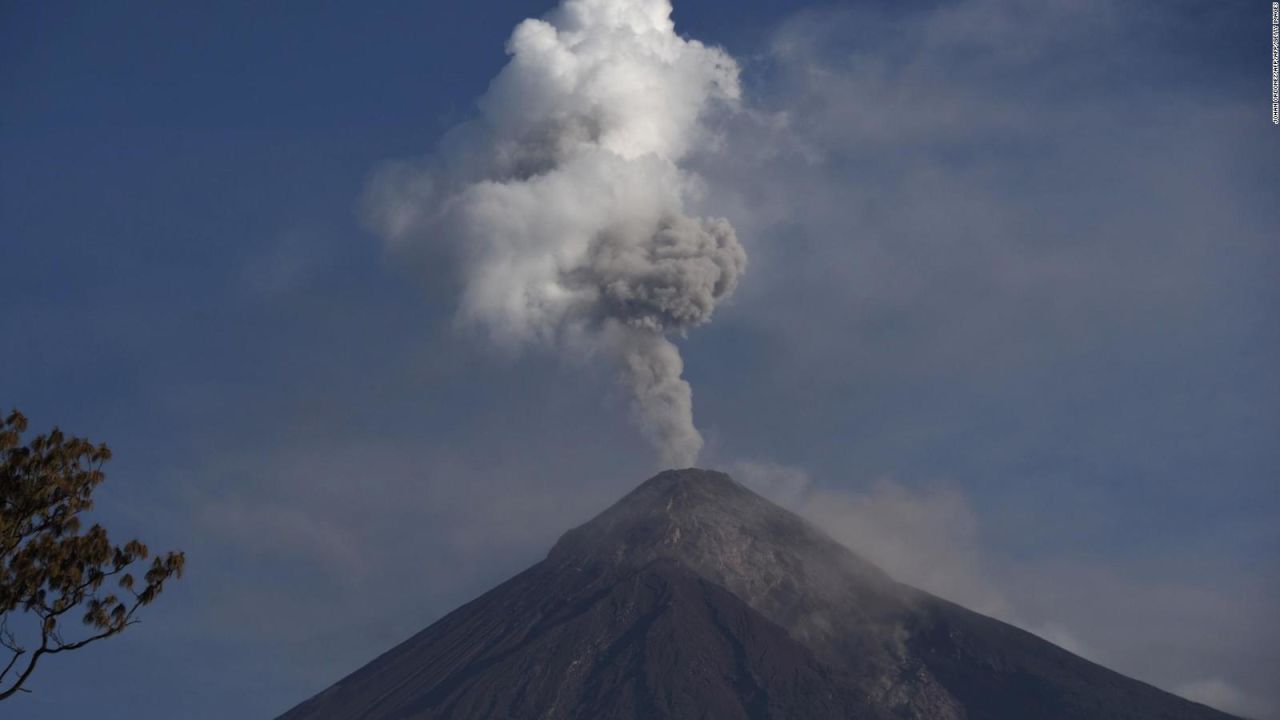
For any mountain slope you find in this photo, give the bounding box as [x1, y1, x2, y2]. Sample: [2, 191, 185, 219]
[281, 558, 889, 720]
[278, 469, 1240, 720]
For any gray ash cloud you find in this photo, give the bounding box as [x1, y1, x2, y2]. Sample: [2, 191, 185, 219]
[366, 0, 744, 466]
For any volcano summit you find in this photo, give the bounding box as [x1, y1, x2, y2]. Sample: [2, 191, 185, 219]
[277, 469, 1239, 720]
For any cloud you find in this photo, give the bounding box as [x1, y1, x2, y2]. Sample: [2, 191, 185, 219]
[680, 2, 1277, 710]
[1177, 678, 1276, 720]
[365, 0, 745, 466]
[730, 459, 1009, 616]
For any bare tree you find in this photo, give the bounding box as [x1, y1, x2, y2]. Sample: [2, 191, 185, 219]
[0, 409, 184, 700]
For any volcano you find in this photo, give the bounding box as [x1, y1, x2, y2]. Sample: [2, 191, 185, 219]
[277, 469, 1240, 720]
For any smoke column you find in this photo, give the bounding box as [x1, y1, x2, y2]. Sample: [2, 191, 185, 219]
[368, 0, 745, 467]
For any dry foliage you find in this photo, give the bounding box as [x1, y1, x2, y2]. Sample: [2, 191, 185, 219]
[0, 410, 185, 700]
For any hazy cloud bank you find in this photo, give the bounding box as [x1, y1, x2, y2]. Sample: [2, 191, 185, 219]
[677, 0, 1277, 711]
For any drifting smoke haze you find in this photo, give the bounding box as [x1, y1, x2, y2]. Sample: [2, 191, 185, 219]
[367, 0, 745, 466]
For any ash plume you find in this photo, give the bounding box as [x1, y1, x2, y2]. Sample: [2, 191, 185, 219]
[367, 0, 745, 466]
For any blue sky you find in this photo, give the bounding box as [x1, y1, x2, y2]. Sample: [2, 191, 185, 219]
[2, 0, 1277, 718]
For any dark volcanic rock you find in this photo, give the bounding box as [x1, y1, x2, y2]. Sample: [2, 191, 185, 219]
[277, 469, 1241, 720]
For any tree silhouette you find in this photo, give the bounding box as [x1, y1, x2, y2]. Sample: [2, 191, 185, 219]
[0, 410, 184, 700]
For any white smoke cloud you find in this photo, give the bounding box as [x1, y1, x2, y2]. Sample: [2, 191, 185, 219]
[367, 0, 744, 466]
